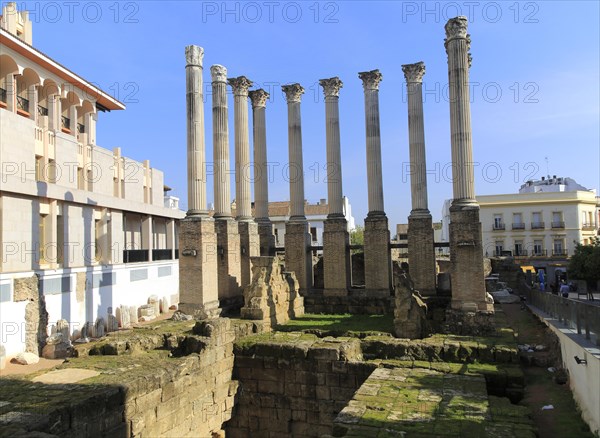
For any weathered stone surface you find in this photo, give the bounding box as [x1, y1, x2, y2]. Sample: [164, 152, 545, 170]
[148, 295, 160, 317]
[129, 306, 138, 325]
[107, 308, 119, 332]
[14, 275, 48, 355]
[139, 305, 156, 321]
[94, 317, 106, 338]
[116, 305, 131, 329]
[160, 296, 169, 314]
[12, 351, 40, 365]
[240, 256, 304, 327]
[393, 273, 430, 339]
[42, 341, 70, 359]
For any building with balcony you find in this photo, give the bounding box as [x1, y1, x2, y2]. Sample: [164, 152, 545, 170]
[0, 3, 184, 357]
[442, 176, 598, 284]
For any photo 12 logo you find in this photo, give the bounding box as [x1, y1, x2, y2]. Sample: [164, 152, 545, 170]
[400, 1, 540, 24]
[200, 1, 340, 24]
[6, 1, 140, 24]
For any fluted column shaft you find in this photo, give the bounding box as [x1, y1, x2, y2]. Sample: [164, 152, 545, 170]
[359, 70, 385, 216]
[249, 89, 270, 222]
[282, 84, 306, 221]
[185, 45, 207, 216]
[402, 62, 429, 214]
[319, 77, 344, 217]
[229, 76, 253, 221]
[446, 17, 475, 203]
[211, 65, 232, 218]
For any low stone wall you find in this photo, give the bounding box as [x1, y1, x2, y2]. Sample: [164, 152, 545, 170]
[0, 318, 257, 438]
[225, 336, 375, 437]
[302, 288, 392, 315]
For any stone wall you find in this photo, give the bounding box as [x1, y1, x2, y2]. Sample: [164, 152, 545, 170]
[302, 288, 392, 315]
[225, 337, 375, 437]
[0, 318, 256, 438]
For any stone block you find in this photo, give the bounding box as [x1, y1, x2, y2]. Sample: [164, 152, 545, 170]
[364, 215, 391, 291]
[284, 221, 313, 291]
[407, 214, 437, 295]
[179, 216, 221, 318]
[323, 218, 351, 293]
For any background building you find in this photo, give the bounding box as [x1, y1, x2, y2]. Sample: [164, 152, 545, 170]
[0, 4, 184, 357]
[442, 176, 599, 283]
[265, 197, 355, 249]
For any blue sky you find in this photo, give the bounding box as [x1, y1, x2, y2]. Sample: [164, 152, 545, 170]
[22, 1, 600, 226]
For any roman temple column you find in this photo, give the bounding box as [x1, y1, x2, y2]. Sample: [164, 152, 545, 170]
[402, 62, 436, 296]
[211, 64, 242, 311]
[249, 89, 276, 256]
[229, 76, 259, 288]
[445, 16, 492, 313]
[358, 70, 391, 293]
[282, 83, 312, 292]
[178, 45, 220, 318]
[319, 77, 350, 295]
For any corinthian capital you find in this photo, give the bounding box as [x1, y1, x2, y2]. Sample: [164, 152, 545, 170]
[282, 83, 305, 103]
[402, 62, 426, 84]
[228, 76, 253, 96]
[358, 69, 383, 91]
[210, 65, 227, 83]
[319, 77, 343, 98]
[185, 45, 204, 67]
[249, 89, 269, 108]
[445, 16, 468, 41]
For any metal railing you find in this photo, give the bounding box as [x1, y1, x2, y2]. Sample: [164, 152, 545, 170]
[522, 285, 600, 346]
[512, 223, 525, 230]
[493, 223, 505, 230]
[152, 249, 173, 261]
[16, 95, 29, 113]
[551, 221, 565, 229]
[552, 249, 568, 257]
[531, 222, 545, 229]
[77, 123, 85, 134]
[123, 249, 149, 263]
[37, 105, 48, 116]
[0, 87, 7, 103]
[532, 249, 547, 257]
[582, 222, 597, 231]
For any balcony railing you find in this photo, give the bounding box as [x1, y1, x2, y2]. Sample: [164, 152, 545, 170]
[61, 116, 71, 132]
[152, 249, 173, 261]
[16, 95, 29, 113]
[77, 123, 85, 134]
[37, 105, 48, 116]
[123, 249, 149, 263]
[582, 223, 597, 231]
[514, 249, 528, 257]
[531, 222, 545, 229]
[552, 249, 568, 257]
[512, 223, 525, 230]
[492, 223, 505, 231]
[532, 249, 547, 257]
[0, 87, 7, 104]
[551, 221, 565, 229]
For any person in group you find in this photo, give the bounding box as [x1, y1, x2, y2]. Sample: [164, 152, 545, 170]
[559, 280, 570, 298]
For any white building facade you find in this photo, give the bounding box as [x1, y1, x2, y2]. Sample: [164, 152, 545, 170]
[0, 4, 184, 357]
[268, 197, 356, 249]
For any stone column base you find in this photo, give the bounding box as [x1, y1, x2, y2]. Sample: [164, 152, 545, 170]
[408, 213, 437, 296]
[449, 203, 494, 312]
[257, 221, 276, 256]
[323, 217, 350, 296]
[215, 218, 242, 311]
[238, 220, 260, 289]
[442, 308, 495, 336]
[364, 214, 391, 291]
[178, 216, 221, 318]
[285, 221, 313, 292]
